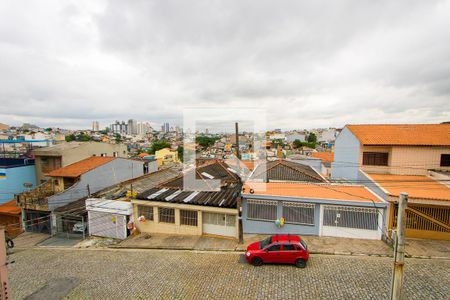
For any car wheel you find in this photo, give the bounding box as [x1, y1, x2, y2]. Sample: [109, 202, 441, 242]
[295, 259, 306, 268]
[252, 257, 263, 266]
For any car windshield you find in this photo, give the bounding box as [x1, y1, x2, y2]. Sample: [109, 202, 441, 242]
[259, 236, 272, 249]
[300, 239, 308, 251]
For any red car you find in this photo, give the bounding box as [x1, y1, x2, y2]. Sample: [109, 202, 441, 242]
[245, 234, 309, 268]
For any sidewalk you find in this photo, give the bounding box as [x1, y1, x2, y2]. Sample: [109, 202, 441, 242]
[13, 232, 450, 259]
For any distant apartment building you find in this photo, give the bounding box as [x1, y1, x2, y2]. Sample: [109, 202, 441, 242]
[162, 122, 170, 133]
[92, 121, 100, 131]
[137, 122, 152, 135]
[127, 119, 138, 135]
[110, 120, 128, 135]
[33, 141, 128, 184]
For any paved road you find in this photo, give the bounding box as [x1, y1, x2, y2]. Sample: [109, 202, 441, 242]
[8, 248, 449, 299]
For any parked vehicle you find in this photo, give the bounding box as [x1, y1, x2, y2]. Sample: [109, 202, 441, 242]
[245, 234, 309, 268]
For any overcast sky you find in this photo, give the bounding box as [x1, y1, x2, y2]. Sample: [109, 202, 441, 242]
[1, 0, 449, 130]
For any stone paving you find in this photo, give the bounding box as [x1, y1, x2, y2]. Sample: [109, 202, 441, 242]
[8, 248, 450, 299]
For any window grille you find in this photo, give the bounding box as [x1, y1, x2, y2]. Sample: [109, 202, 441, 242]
[282, 202, 315, 225]
[138, 205, 153, 221]
[323, 206, 378, 230]
[180, 210, 198, 226]
[159, 207, 175, 223]
[203, 213, 236, 227]
[247, 200, 277, 221]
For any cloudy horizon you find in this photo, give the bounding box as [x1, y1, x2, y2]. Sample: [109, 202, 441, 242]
[1, 0, 450, 130]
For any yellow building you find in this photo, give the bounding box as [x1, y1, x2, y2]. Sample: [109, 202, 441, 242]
[155, 148, 179, 167]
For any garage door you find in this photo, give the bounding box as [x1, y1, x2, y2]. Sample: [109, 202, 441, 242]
[88, 211, 128, 239]
[203, 212, 236, 237]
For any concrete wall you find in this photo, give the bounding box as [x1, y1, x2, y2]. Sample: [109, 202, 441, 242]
[0, 165, 36, 203]
[331, 127, 360, 180]
[47, 158, 144, 210]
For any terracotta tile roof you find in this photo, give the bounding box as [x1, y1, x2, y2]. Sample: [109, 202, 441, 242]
[243, 182, 382, 203]
[368, 173, 450, 201]
[347, 124, 450, 146]
[311, 152, 334, 163]
[138, 152, 150, 158]
[47, 156, 116, 178]
[0, 199, 21, 215]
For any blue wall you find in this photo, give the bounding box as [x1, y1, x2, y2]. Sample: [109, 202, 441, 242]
[0, 164, 36, 203]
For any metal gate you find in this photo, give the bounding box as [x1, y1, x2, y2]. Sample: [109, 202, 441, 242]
[393, 204, 450, 240]
[52, 213, 86, 239]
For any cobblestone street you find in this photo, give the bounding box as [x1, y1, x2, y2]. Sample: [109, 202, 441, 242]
[8, 248, 449, 299]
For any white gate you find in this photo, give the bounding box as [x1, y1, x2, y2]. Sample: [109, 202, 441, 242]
[321, 205, 381, 240]
[202, 212, 236, 237]
[88, 211, 128, 239]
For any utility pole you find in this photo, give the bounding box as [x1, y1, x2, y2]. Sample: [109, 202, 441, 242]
[390, 192, 408, 300]
[235, 122, 244, 244]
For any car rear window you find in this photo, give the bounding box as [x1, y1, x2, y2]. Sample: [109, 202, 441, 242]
[300, 239, 308, 251]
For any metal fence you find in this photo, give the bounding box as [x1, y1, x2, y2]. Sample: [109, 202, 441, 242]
[247, 199, 277, 221]
[282, 202, 315, 225]
[323, 205, 378, 230]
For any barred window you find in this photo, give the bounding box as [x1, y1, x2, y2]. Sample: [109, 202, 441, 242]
[180, 210, 198, 226]
[159, 208, 175, 223]
[247, 200, 277, 221]
[282, 202, 315, 225]
[323, 206, 378, 230]
[138, 205, 153, 221]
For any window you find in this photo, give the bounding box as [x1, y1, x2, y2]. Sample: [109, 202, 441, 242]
[267, 244, 281, 251]
[203, 213, 235, 227]
[138, 205, 153, 221]
[363, 152, 388, 166]
[283, 244, 296, 251]
[159, 208, 175, 223]
[440, 154, 450, 167]
[247, 200, 277, 221]
[323, 206, 378, 230]
[180, 210, 198, 226]
[282, 202, 315, 225]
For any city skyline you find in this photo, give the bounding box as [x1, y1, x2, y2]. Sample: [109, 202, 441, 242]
[1, 1, 449, 129]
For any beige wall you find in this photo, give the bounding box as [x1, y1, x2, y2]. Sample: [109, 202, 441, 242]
[360, 145, 450, 175]
[132, 200, 238, 238]
[34, 142, 128, 183]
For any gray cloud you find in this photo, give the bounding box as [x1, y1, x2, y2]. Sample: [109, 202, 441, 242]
[0, 0, 449, 130]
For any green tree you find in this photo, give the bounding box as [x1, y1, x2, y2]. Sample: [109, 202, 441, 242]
[177, 146, 184, 162]
[307, 133, 317, 143]
[76, 133, 92, 141]
[195, 136, 219, 148]
[114, 133, 122, 143]
[65, 134, 76, 142]
[150, 140, 171, 154]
